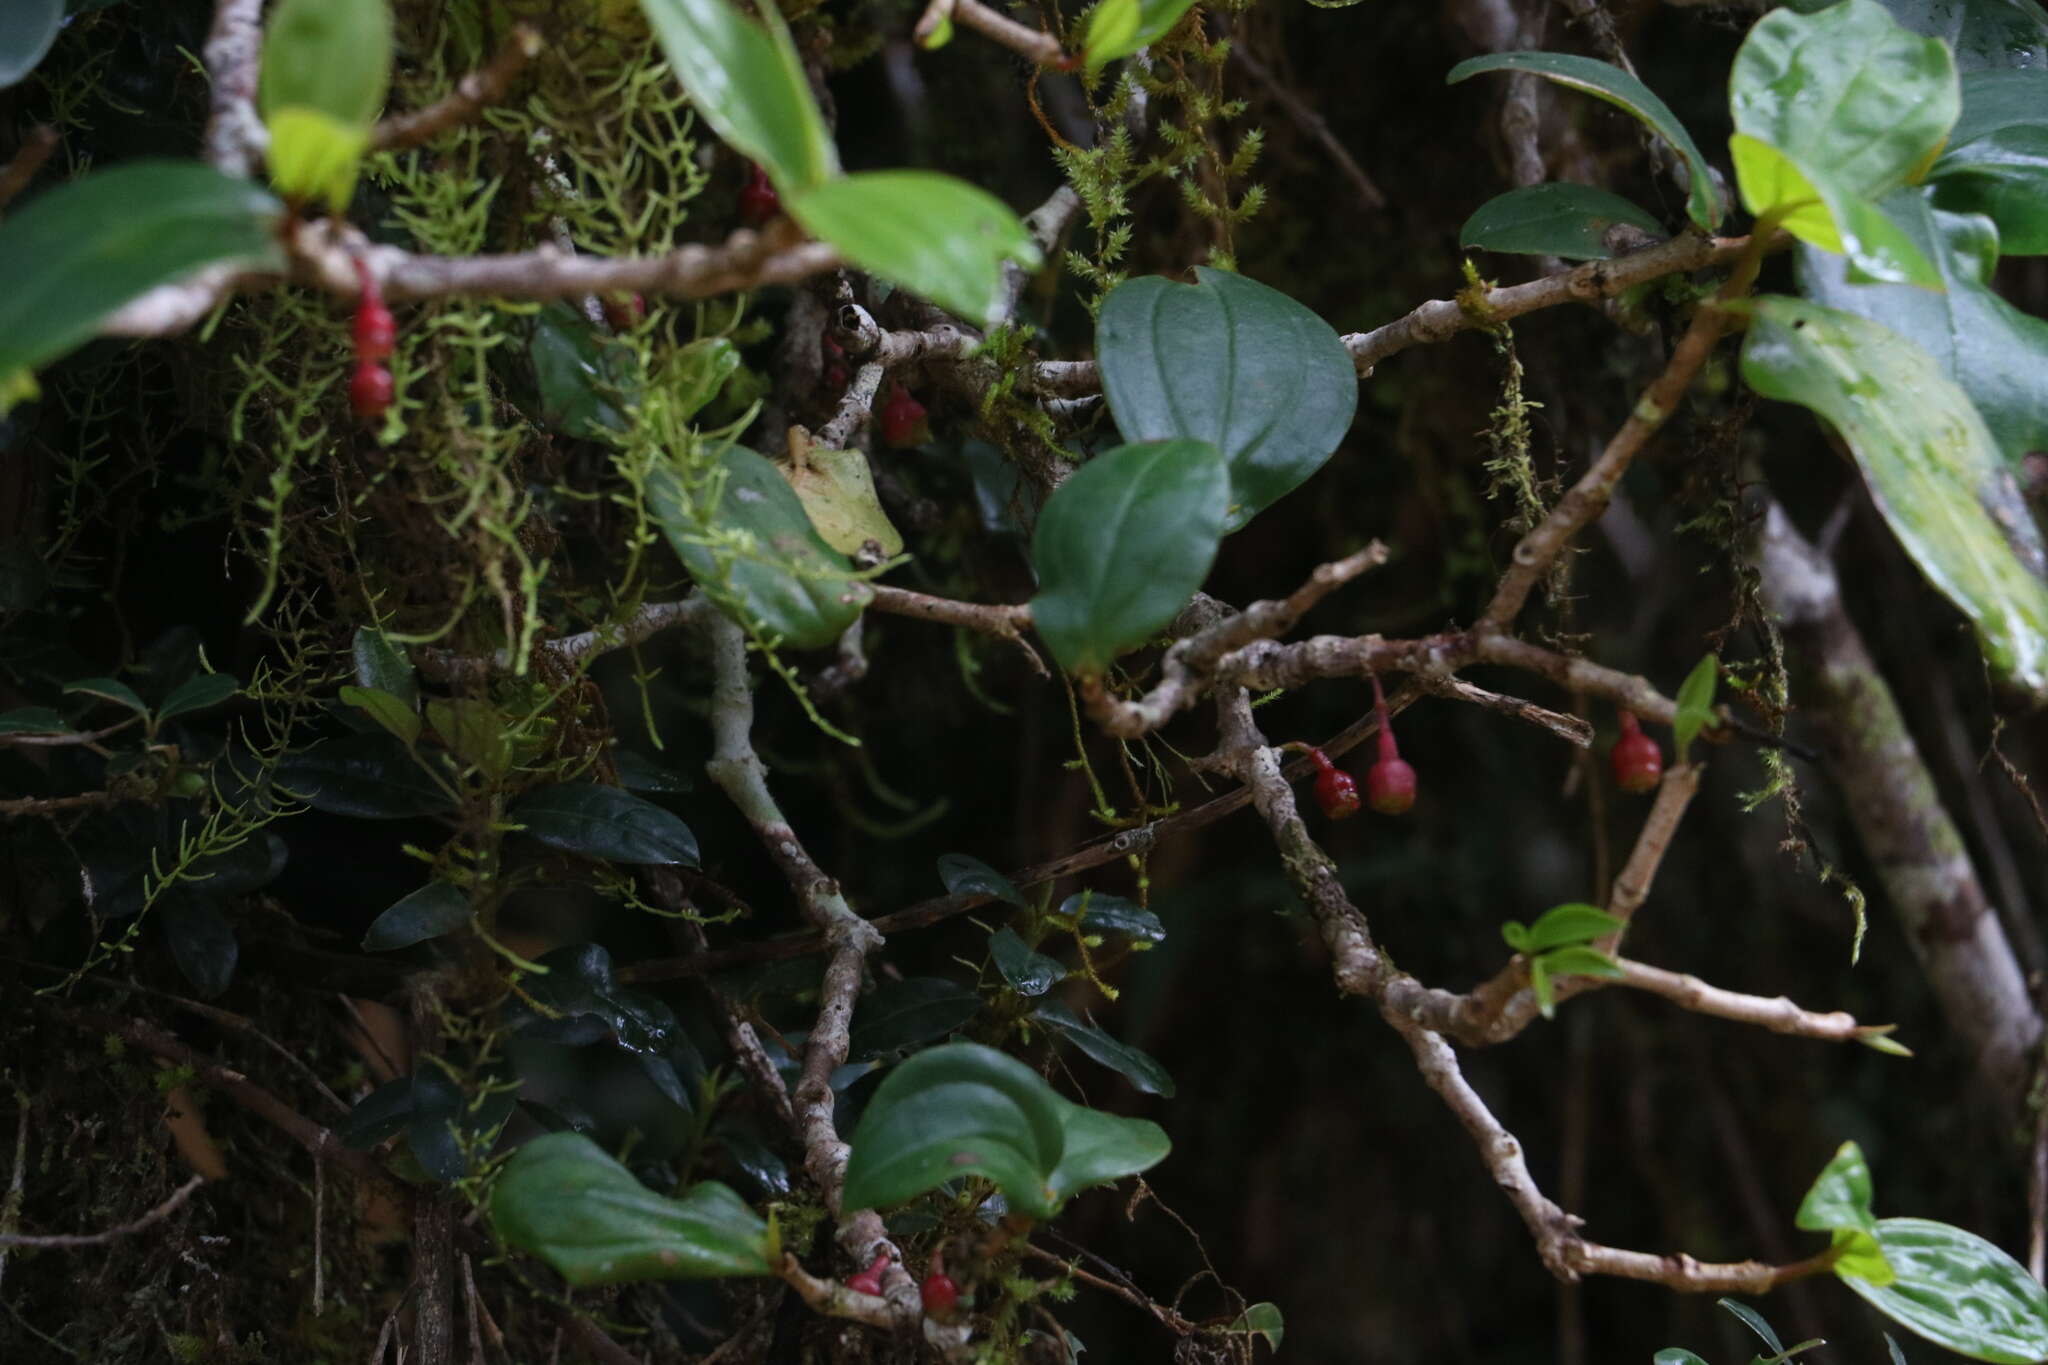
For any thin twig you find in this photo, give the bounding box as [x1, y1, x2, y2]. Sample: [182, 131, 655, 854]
[1229, 44, 1384, 210]
[0, 126, 60, 214]
[1424, 675, 1593, 747]
[0, 1175, 207, 1248]
[949, 0, 1067, 65]
[372, 27, 543, 152]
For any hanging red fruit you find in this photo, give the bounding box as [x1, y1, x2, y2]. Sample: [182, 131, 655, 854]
[349, 360, 393, 421]
[846, 1250, 889, 1297]
[351, 257, 394, 363]
[1610, 709, 1663, 794]
[920, 1271, 960, 1315]
[879, 381, 931, 448]
[1304, 746, 1361, 820]
[1366, 675, 1416, 815]
[738, 163, 780, 227]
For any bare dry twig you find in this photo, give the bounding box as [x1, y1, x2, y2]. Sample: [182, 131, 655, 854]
[0, 1175, 208, 1249]
[372, 26, 543, 152]
[0, 126, 60, 214]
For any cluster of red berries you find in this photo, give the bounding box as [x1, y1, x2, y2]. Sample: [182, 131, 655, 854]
[349, 258, 395, 422]
[1304, 675, 1416, 821]
[842, 1249, 962, 1319]
[1610, 709, 1663, 793]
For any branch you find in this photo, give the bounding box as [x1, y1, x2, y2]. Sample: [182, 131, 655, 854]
[1422, 675, 1592, 748]
[202, 0, 267, 178]
[866, 584, 1037, 659]
[1611, 959, 1890, 1044]
[0, 125, 59, 214]
[416, 595, 718, 682]
[948, 0, 1068, 66]
[0, 1175, 207, 1249]
[820, 361, 886, 451]
[371, 26, 543, 152]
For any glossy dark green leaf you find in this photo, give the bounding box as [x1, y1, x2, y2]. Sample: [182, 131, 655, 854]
[606, 987, 678, 1055]
[276, 734, 458, 818]
[648, 446, 870, 650]
[0, 706, 69, 735]
[340, 1077, 416, 1148]
[0, 0, 62, 89]
[1740, 295, 2048, 696]
[937, 852, 1027, 908]
[510, 943, 620, 1037]
[1797, 1140, 1879, 1232]
[351, 627, 417, 709]
[1227, 1303, 1285, 1352]
[1952, 70, 2048, 147]
[1042, 1090, 1170, 1204]
[162, 897, 238, 998]
[637, 1053, 692, 1112]
[1652, 1353, 1710, 1365]
[530, 303, 637, 438]
[407, 1065, 470, 1183]
[638, 0, 836, 193]
[788, 172, 1040, 328]
[339, 684, 422, 747]
[63, 677, 147, 715]
[491, 1132, 773, 1283]
[1034, 999, 1175, 1097]
[613, 750, 693, 793]
[989, 928, 1065, 997]
[1845, 1218, 2048, 1363]
[362, 881, 472, 951]
[258, 0, 392, 210]
[157, 672, 238, 724]
[1793, 0, 2048, 71]
[846, 976, 982, 1061]
[840, 1042, 1069, 1217]
[1931, 125, 2048, 252]
[1067, 893, 1167, 943]
[512, 783, 700, 866]
[1082, 0, 1199, 74]
[1460, 182, 1665, 260]
[1798, 193, 2048, 461]
[1672, 654, 1718, 762]
[1505, 903, 1621, 954]
[1097, 270, 1356, 529]
[1719, 1297, 1786, 1355]
[0, 162, 284, 391]
[1447, 51, 1724, 229]
[1029, 440, 1229, 675]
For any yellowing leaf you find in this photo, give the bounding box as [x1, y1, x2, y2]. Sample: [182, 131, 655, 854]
[265, 106, 373, 214]
[777, 431, 903, 558]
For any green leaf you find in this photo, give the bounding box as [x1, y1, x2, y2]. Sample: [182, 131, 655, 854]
[613, 750, 693, 793]
[1226, 1303, 1285, 1352]
[1653, 1353, 1711, 1365]
[779, 442, 903, 558]
[847, 976, 982, 1061]
[1083, 0, 1198, 74]
[340, 1077, 415, 1148]
[839, 1042, 1069, 1218]
[1719, 1298, 1787, 1356]
[162, 897, 238, 998]
[352, 627, 417, 710]
[1459, 182, 1665, 260]
[1739, 295, 2048, 697]
[63, 677, 148, 715]
[1797, 1140, 1879, 1233]
[157, 672, 239, 724]
[1731, 1, 1958, 203]
[1790, 0, 2048, 72]
[1951, 70, 2048, 148]
[340, 684, 422, 747]
[1096, 269, 1357, 529]
[638, 0, 837, 193]
[938, 852, 1028, 908]
[426, 698, 513, 779]
[1672, 654, 1718, 762]
[1501, 921, 1533, 953]
[1512, 902, 1622, 953]
[361, 882, 472, 951]
[1065, 893, 1167, 943]
[0, 162, 285, 389]
[1833, 1226, 1899, 1286]
[512, 783, 701, 867]
[787, 171, 1040, 328]
[258, 0, 392, 210]
[1843, 1218, 2048, 1363]
[647, 446, 871, 650]
[1042, 1089, 1171, 1204]
[1798, 192, 2048, 461]
[1529, 955, 1556, 1019]
[1028, 440, 1230, 675]
[490, 1133, 773, 1284]
[0, 706, 68, 735]
[1446, 51, 1724, 230]
[990, 928, 1066, 997]
[1536, 945, 1624, 980]
[276, 734, 458, 818]
[1033, 999, 1175, 1097]
[1729, 134, 1942, 286]
[0, 0, 62, 89]
[1887, 1332, 1912, 1365]
[1931, 125, 2048, 253]
[529, 303, 637, 438]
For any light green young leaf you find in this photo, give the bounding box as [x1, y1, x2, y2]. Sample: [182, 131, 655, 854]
[259, 0, 393, 210]
[1083, 0, 1199, 74]
[1740, 296, 2048, 698]
[1226, 1303, 1285, 1352]
[638, 0, 837, 192]
[1729, 134, 1942, 287]
[1446, 51, 1724, 229]
[1672, 654, 1717, 762]
[1796, 1139, 1878, 1233]
[1833, 1226, 1899, 1286]
[787, 171, 1039, 327]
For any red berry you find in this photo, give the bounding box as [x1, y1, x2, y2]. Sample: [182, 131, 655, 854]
[846, 1250, 889, 1297]
[1304, 748, 1361, 820]
[920, 1272, 960, 1316]
[601, 293, 646, 331]
[349, 361, 393, 421]
[1366, 675, 1416, 815]
[351, 257, 394, 362]
[879, 382, 930, 448]
[738, 164, 780, 227]
[1610, 710, 1663, 794]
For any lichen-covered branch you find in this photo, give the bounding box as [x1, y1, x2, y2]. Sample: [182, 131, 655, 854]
[202, 0, 267, 177]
